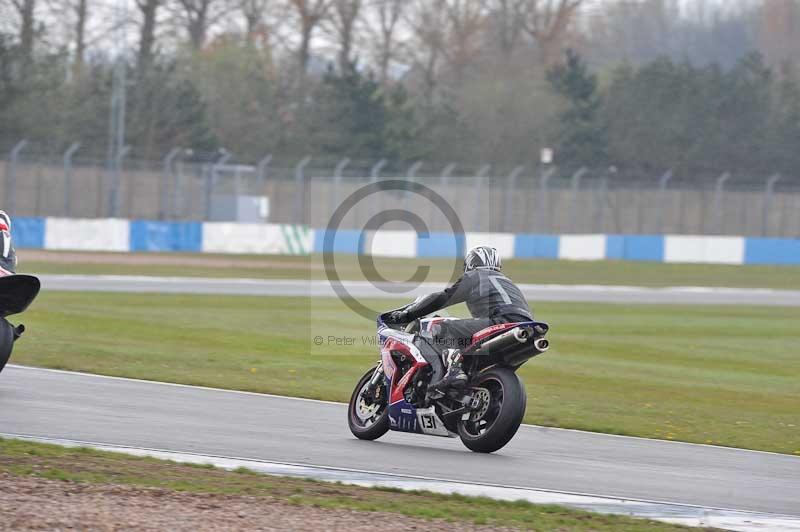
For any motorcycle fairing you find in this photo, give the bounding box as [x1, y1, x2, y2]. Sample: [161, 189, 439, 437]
[381, 337, 453, 437]
[0, 275, 40, 317]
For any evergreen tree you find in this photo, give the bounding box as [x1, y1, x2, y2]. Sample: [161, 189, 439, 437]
[546, 49, 607, 166]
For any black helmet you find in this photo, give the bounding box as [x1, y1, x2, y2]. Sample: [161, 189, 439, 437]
[464, 246, 501, 272]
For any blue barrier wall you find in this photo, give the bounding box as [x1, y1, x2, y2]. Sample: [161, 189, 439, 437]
[130, 221, 203, 252]
[11, 216, 800, 266]
[11, 217, 45, 249]
[744, 238, 800, 265]
[417, 232, 465, 258]
[606, 235, 665, 262]
[313, 229, 362, 254]
[513, 235, 559, 259]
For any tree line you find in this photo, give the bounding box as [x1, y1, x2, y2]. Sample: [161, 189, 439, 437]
[1, 0, 799, 179]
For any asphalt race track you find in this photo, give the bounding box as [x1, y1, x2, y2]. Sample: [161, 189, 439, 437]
[2, 365, 799, 519]
[38, 274, 800, 305]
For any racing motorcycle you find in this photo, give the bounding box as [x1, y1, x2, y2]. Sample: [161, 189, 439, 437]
[348, 300, 550, 453]
[0, 274, 40, 374]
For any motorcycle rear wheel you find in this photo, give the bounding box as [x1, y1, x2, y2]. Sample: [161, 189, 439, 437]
[457, 367, 527, 453]
[348, 366, 389, 440]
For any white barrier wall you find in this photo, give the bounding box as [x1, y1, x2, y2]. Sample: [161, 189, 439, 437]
[366, 230, 417, 258]
[559, 234, 607, 261]
[44, 217, 130, 251]
[465, 233, 516, 259]
[664, 236, 745, 265]
[203, 223, 288, 254]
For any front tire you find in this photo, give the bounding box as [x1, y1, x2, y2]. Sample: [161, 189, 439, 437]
[348, 366, 389, 440]
[458, 367, 527, 453]
[0, 318, 16, 374]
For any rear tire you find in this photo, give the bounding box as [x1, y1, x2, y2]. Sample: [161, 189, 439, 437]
[348, 366, 389, 440]
[457, 367, 527, 453]
[0, 318, 16, 374]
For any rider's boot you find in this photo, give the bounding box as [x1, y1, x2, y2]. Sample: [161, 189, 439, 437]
[431, 349, 468, 393]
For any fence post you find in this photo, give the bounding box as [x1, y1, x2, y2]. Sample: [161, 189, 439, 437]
[174, 149, 193, 219]
[256, 154, 272, 189]
[5, 140, 28, 215]
[657, 170, 673, 234]
[161, 147, 182, 220]
[109, 145, 130, 217]
[503, 166, 525, 232]
[472, 165, 491, 232]
[204, 150, 231, 221]
[595, 176, 609, 232]
[712, 171, 731, 234]
[369, 159, 386, 183]
[440, 163, 456, 187]
[294, 156, 311, 224]
[762, 174, 781, 237]
[403, 161, 423, 211]
[62, 142, 81, 217]
[537, 167, 556, 233]
[330, 158, 350, 219]
[569, 167, 587, 233]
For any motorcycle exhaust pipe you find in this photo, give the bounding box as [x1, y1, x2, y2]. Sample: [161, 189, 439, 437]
[479, 326, 532, 352]
[533, 338, 549, 352]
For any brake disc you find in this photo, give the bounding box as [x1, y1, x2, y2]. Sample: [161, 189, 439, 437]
[469, 387, 491, 422]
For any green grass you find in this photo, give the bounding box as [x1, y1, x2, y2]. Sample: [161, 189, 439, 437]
[23, 249, 800, 289]
[11, 291, 800, 455]
[0, 437, 699, 531]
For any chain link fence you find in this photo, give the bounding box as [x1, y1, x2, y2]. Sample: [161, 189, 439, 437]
[2, 143, 799, 237]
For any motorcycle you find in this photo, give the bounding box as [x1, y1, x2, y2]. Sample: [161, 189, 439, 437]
[348, 300, 550, 453]
[0, 274, 40, 374]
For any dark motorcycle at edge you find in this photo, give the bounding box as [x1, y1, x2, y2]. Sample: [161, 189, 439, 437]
[348, 301, 550, 453]
[0, 274, 40, 374]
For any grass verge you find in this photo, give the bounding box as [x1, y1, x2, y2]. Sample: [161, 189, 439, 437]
[10, 291, 800, 455]
[0, 437, 698, 531]
[22, 249, 800, 289]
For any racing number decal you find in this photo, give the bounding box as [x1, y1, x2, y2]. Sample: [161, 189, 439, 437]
[421, 414, 437, 430]
[489, 276, 513, 304]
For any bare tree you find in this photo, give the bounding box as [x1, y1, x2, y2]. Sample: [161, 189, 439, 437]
[440, 0, 486, 82]
[136, 0, 160, 70]
[287, 0, 332, 72]
[176, 0, 229, 49]
[517, 0, 584, 66]
[363, 0, 404, 83]
[405, 1, 447, 102]
[327, 0, 360, 72]
[481, 0, 526, 58]
[240, 0, 271, 43]
[405, 0, 486, 93]
[8, 0, 37, 64]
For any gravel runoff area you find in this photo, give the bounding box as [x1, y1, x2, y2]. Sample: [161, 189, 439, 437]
[0, 473, 514, 532]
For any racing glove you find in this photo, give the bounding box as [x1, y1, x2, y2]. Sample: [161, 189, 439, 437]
[389, 310, 409, 323]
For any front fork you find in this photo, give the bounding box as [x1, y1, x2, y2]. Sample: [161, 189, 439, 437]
[361, 363, 384, 405]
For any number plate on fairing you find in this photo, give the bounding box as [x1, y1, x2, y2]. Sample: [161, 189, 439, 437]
[416, 407, 452, 437]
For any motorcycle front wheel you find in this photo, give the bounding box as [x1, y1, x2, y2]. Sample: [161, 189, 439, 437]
[348, 366, 389, 440]
[0, 318, 16, 374]
[457, 367, 527, 453]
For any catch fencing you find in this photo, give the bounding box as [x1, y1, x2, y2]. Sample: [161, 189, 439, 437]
[2, 142, 799, 238]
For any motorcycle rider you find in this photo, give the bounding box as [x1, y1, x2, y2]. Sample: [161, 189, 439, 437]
[389, 246, 533, 392]
[0, 211, 17, 275]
